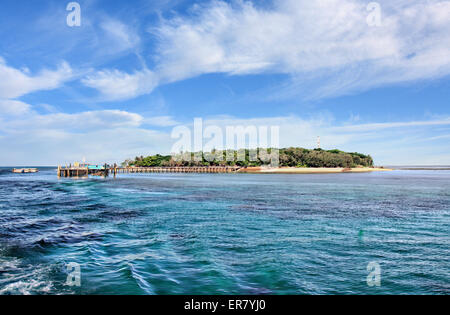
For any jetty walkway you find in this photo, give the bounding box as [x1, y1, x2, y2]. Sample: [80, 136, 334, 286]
[57, 165, 242, 177]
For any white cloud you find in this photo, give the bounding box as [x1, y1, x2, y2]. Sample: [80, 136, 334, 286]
[77, 18, 149, 101]
[0, 99, 32, 116]
[150, 0, 450, 99]
[331, 118, 450, 132]
[0, 127, 172, 166]
[0, 57, 73, 99]
[1, 110, 450, 165]
[181, 114, 450, 165]
[82, 68, 158, 101]
[2, 110, 143, 132]
[37, 103, 58, 113]
[144, 115, 180, 127]
[0, 109, 171, 165]
[81, 0, 450, 101]
[100, 19, 141, 52]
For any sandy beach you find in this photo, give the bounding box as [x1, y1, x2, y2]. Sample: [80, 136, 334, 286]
[239, 167, 392, 174]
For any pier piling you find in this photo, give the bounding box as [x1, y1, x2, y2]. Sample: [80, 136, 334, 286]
[58, 165, 241, 177]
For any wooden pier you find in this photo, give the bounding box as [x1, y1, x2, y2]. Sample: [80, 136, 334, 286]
[58, 165, 242, 178]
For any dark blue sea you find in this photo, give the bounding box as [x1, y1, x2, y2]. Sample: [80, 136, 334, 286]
[0, 167, 448, 295]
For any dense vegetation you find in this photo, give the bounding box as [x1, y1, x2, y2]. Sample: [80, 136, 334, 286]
[124, 148, 374, 168]
[279, 148, 373, 168]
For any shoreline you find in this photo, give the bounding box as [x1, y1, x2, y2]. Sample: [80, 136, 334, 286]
[54, 165, 393, 177]
[239, 167, 393, 174]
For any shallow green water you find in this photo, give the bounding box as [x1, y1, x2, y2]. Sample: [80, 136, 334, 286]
[0, 168, 448, 294]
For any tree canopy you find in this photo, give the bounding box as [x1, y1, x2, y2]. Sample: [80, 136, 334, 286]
[124, 148, 374, 168]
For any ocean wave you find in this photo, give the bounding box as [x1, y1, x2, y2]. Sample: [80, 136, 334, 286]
[0, 278, 54, 295]
[0, 258, 55, 295]
[0, 171, 449, 294]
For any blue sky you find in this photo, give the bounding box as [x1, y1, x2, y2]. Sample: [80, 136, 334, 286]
[0, 0, 449, 165]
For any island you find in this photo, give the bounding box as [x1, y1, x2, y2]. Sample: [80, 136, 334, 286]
[122, 148, 391, 174]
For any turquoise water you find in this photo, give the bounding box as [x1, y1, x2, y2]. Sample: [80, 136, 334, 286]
[0, 168, 449, 295]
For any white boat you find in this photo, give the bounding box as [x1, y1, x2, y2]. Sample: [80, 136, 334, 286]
[13, 168, 38, 174]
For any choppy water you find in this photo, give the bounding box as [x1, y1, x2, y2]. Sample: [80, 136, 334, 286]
[0, 167, 448, 295]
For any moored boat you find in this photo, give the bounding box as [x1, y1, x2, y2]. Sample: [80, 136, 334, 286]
[13, 168, 38, 174]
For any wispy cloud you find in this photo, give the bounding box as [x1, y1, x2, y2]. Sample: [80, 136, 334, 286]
[179, 114, 450, 164]
[100, 18, 141, 53]
[151, 0, 450, 99]
[78, 0, 450, 101]
[0, 0, 449, 166]
[0, 109, 170, 165]
[0, 57, 73, 99]
[82, 68, 158, 101]
[144, 115, 180, 127]
[2, 110, 144, 132]
[1, 109, 449, 165]
[0, 56, 74, 117]
[332, 118, 450, 132]
[0, 99, 32, 116]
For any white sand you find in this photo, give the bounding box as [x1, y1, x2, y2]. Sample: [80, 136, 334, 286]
[240, 167, 392, 174]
